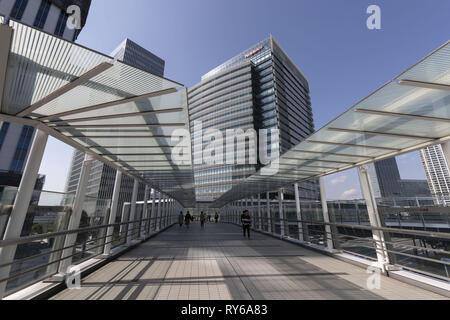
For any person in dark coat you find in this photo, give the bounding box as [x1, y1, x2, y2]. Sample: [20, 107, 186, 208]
[241, 210, 251, 239]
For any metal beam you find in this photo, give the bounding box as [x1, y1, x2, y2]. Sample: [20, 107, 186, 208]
[69, 135, 173, 139]
[307, 140, 400, 151]
[54, 123, 185, 129]
[292, 149, 374, 159]
[327, 127, 434, 140]
[283, 157, 355, 165]
[354, 108, 450, 123]
[38, 87, 178, 120]
[88, 145, 178, 149]
[17, 62, 113, 117]
[398, 79, 450, 91]
[46, 107, 183, 124]
[0, 24, 12, 113]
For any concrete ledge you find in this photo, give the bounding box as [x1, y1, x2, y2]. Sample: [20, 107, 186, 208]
[3, 223, 176, 300]
[389, 269, 450, 298]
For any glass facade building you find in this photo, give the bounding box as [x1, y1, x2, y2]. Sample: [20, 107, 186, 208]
[189, 36, 318, 204]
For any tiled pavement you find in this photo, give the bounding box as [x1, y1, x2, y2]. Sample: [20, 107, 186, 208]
[51, 223, 448, 300]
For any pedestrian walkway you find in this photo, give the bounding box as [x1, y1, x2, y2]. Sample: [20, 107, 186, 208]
[51, 223, 448, 300]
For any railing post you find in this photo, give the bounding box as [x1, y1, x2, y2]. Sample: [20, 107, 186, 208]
[266, 192, 271, 233]
[0, 129, 48, 298]
[59, 153, 94, 274]
[104, 171, 122, 256]
[279, 189, 285, 237]
[156, 193, 162, 231]
[294, 183, 304, 242]
[126, 180, 139, 244]
[319, 177, 334, 250]
[257, 194, 262, 230]
[149, 189, 156, 234]
[358, 166, 390, 270]
[141, 185, 149, 238]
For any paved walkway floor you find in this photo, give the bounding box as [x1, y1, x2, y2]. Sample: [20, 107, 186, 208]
[51, 223, 448, 300]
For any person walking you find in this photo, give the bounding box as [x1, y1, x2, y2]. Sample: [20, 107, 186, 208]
[241, 210, 251, 239]
[200, 211, 206, 229]
[185, 211, 192, 229]
[178, 211, 184, 227]
[215, 212, 219, 223]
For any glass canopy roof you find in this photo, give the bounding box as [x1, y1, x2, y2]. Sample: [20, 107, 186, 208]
[0, 19, 196, 207]
[213, 40, 450, 207]
[1, 17, 449, 209]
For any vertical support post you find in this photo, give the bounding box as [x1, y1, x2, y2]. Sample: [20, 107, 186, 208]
[294, 183, 304, 242]
[266, 192, 271, 233]
[0, 24, 12, 110]
[279, 189, 285, 237]
[257, 194, 262, 230]
[104, 170, 122, 255]
[319, 177, 334, 250]
[59, 153, 94, 273]
[358, 166, 390, 269]
[149, 188, 156, 234]
[156, 192, 162, 231]
[250, 197, 255, 230]
[0, 129, 48, 298]
[126, 180, 139, 244]
[141, 185, 149, 238]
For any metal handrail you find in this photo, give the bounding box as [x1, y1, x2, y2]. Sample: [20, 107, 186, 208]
[0, 220, 177, 285]
[0, 215, 175, 248]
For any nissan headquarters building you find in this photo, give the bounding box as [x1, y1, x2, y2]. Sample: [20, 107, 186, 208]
[188, 36, 319, 205]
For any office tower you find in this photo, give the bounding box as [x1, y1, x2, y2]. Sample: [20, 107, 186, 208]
[0, 0, 92, 189]
[420, 143, 450, 204]
[188, 36, 318, 204]
[111, 38, 165, 76]
[65, 39, 166, 212]
[367, 157, 431, 199]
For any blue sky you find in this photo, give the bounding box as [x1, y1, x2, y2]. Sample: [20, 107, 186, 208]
[38, 0, 450, 199]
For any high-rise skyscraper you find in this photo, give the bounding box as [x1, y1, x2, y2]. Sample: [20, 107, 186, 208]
[188, 36, 318, 204]
[420, 143, 450, 204]
[0, 0, 92, 189]
[367, 157, 431, 199]
[65, 38, 166, 212]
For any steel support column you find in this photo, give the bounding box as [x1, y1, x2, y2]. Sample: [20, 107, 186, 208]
[294, 183, 304, 242]
[358, 166, 390, 270]
[266, 192, 271, 233]
[127, 180, 139, 244]
[319, 177, 334, 250]
[156, 193, 162, 231]
[279, 189, 285, 237]
[0, 129, 48, 298]
[59, 153, 95, 273]
[141, 185, 149, 238]
[104, 170, 122, 256]
[149, 189, 156, 233]
[257, 194, 262, 230]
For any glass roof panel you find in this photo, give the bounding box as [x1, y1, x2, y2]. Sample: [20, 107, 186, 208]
[31, 61, 181, 117]
[396, 41, 450, 85]
[46, 90, 186, 121]
[2, 20, 111, 115]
